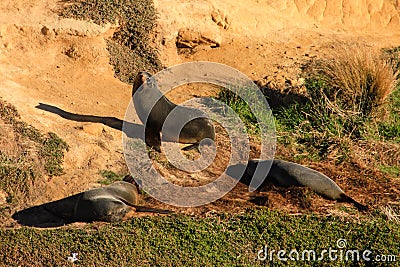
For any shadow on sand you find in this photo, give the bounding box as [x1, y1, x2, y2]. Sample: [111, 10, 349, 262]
[12, 193, 83, 228]
[35, 103, 144, 139]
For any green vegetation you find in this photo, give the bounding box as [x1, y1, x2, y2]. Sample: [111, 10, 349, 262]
[216, 86, 267, 135]
[217, 88, 258, 126]
[0, 210, 398, 266]
[375, 87, 400, 142]
[216, 46, 399, 167]
[275, 47, 399, 162]
[39, 132, 69, 176]
[0, 99, 68, 208]
[98, 170, 125, 185]
[60, 0, 163, 83]
[379, 165, 400, 177]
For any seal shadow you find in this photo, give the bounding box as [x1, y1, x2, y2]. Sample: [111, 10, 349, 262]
[12, 193, 82, 228]
[35, 103, 144, 139]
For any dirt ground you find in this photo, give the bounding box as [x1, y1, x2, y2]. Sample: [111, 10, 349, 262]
[1, 0, 400, 226]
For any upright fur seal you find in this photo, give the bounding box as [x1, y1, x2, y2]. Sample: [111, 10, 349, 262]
[132, 71, 215, 150]
[230, 159, 367, 211]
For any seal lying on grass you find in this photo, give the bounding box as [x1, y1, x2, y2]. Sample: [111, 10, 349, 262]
[229, 159, 368, 211]
[13, 180, 170, 227]
[132, 71, 215, 150]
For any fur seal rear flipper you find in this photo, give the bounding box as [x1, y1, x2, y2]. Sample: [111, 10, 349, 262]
[232, 159, 368, 211]
[132, 71, 215, 151]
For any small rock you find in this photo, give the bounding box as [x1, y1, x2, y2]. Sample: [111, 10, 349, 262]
[211, 9, 231, 30]
[176, 27, 222, 49]
[41, 26, 50, 36]
[82, 124, 104, 136]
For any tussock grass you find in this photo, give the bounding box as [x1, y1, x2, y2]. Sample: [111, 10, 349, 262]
[310, 45, 398, 119]
[271, 45, 400, 163]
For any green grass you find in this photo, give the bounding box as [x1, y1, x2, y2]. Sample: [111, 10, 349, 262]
[98, 170, 125, 185]
[379, 165, 400, 177]
[39, 132, 69, 176]
[0, 152, 36, 204]
[215, 87, 265, 136]
[0, 99, 68, 208]
[60, 0, 163, 83]
[0, 210, 398, 266]
[272, 74, 399, 161]
[376, 87, 400, 142]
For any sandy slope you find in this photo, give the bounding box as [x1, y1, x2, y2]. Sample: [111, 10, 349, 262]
[0, 0, 399, 221]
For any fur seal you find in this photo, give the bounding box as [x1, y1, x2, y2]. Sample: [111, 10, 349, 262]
[230, 159, 367, 211]
[13, 181, 171, 226]
[132, 71, 215, 150]
[43, 181, 140, 222]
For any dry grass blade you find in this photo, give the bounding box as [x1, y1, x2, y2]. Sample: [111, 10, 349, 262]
[381, 205, 400, 223]
[316, 45, 399, 118]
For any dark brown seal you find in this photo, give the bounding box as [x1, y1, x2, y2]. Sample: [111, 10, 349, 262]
[228, 159, 368, 211]
[12, 180, 171, 226]
[132, 71, 215, 150]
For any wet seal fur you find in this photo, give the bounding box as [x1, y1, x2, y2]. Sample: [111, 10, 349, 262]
[230, 159, 367, 211]
[132, 71, 215, 150]
[12, 180, 171, 227]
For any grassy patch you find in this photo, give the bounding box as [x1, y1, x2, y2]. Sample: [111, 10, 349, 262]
[98, 170, 125, 185]
[60, 0, 163, 83]
[379, 165, 400, 177]
[0, 210, 398, 266]
[375, 87, 400, 142]
[310, 46, 398, 118]
[0, 153, 36, 204]
[383, 45, 400, 77]
[0, 99, 68, 213]
[270, 46, 399, 162]
[39, 132, 69, 176]
[215, 87, 267, 136]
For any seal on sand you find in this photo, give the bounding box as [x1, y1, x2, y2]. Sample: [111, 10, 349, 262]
[44, 181, 140, 222]
[13, 181, 171, 226]
[230, 159, 367, 211]
[132, 71, 215, 150]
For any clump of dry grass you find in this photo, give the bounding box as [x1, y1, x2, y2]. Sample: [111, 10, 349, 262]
[312, 45, 398, 118]
[381, 205, 400, 223]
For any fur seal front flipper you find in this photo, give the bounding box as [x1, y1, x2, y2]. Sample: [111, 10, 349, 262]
[132, 71, 215, 151]
[242, 159, 368, 211]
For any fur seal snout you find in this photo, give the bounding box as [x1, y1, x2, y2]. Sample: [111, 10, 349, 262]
[132, 71, 215, 150]
[242, 159, 368, 211]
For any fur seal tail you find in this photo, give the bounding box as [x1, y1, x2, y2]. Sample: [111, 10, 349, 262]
[337, 193, 368, 212]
